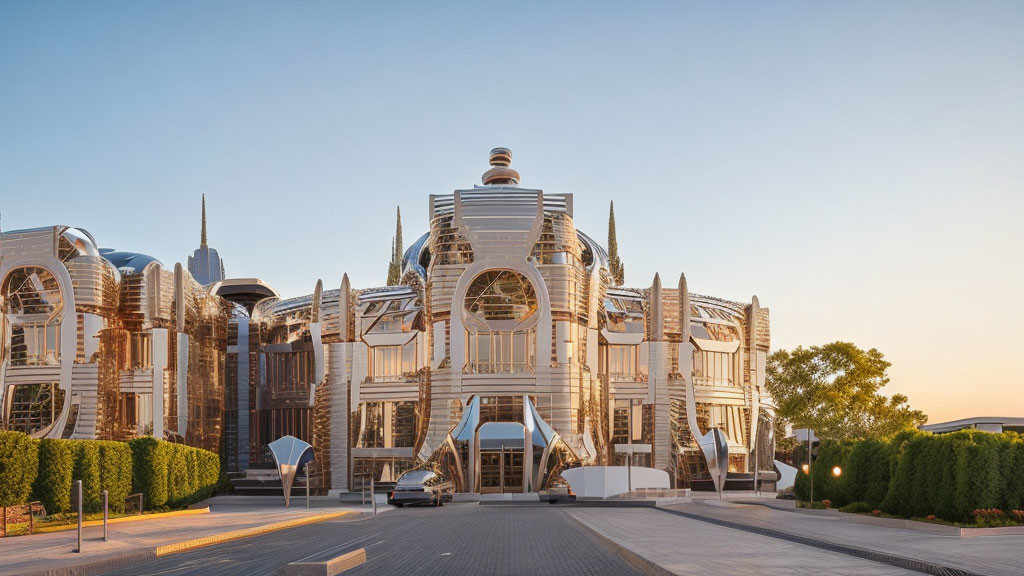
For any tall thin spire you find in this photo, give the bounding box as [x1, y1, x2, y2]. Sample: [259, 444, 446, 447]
[200, 194, 208, 248]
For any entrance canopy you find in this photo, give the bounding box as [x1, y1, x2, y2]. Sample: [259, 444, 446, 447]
[479, 422, 525, 451]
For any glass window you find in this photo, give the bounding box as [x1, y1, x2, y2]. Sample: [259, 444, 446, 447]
[464, 270, 538, 324]
[391, 401, 416, 447]
[696, 351, 734, 385]
[607, 345, 638, 379]
[5, 382, 64, 435]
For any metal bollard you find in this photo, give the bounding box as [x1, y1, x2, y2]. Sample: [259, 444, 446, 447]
[305, 464, 310, 510]
[102, 490, 109, 542]
[75, 480, 83, 553]
[370, 476, 376, 516]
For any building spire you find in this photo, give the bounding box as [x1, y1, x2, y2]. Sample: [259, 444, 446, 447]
[200, 194, 208, 248]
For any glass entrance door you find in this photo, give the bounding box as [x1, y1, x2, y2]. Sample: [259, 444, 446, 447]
[502, 450, 523, 492]
[479, 449, 524, 493]
[480, 452, 503, 493]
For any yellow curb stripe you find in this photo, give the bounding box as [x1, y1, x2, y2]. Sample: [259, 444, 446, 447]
[25, 507, 212, 534]
[154, 511, 354, 556]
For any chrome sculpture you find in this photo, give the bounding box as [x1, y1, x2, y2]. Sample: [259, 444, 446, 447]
[268, 435, 314, 508]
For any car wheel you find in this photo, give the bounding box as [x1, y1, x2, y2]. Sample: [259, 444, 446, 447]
[395, 503, 404, 508]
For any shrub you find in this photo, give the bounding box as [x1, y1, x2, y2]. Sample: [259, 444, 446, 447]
[185, 448, 199, 498]
[972, 508, 1009, 527]
[128, 438, 219, 510]
[73, 442, 102, 513]
[129, 437, 169, 508]
[166, 443, 190, 506]
[0, 431, 39, 508]
[844, 437, 891, 506]
[998, 434, 1024, 511]
[196, 449, 220, 500]
[98, 441, 133, 512]
[796, 440, 852, 507]
[33, 439, 75, 514]
[840, 501, 871, 513]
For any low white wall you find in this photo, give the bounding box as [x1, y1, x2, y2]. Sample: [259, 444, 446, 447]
[775, 459, 797, 491]
[561, 466, 669, 499]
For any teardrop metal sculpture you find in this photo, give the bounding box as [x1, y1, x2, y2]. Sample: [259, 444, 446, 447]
[268, 435, 314, 507]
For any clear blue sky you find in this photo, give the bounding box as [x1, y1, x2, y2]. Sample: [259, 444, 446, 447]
[2, 1, 1023, 422]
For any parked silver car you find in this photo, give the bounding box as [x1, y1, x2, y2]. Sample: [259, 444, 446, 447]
[388, 470, 454, 507]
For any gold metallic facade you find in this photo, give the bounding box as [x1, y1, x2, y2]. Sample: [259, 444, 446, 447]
[221, 148, 774, 494]
[0, 226, 228, 453]
[2, 149, 774, 494]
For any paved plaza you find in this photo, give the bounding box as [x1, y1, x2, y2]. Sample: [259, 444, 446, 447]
[3, 497, 1023, 575]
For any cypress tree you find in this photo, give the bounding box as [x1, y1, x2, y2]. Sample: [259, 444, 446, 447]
[394, 206, 403, 267]
[387, 238, 398, 285]
[386, 206, 403, 285]
[607, 201, 625, 285]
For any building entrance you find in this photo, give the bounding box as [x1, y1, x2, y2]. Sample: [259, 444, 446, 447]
[480, 448, 524, 493]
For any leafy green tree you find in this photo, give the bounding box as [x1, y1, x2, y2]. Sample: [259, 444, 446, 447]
[767, 342, 927, 442]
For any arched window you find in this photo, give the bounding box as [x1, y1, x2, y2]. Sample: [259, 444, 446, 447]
[3, 266, 64, 366]
[463, 270, 538, 374]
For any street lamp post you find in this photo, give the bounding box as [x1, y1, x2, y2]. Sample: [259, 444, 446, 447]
[805, 430, 813, 508]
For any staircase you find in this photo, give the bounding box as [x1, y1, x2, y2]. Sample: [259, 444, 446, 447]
[690, 471, 778, 492]
[230, 468, 311, 496]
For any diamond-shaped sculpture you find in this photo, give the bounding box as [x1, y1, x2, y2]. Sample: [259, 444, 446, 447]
[268, 435, 314, 507]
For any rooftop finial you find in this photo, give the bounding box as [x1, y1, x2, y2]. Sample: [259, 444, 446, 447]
[482, 147, 520, 185]
[200, 194, 207, 248]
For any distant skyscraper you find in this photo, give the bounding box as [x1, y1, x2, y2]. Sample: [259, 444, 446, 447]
[187, 195, 225, 285]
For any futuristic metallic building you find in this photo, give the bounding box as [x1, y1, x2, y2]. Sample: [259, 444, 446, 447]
[1, 148, 775, 495]
[0, 226, 229, 452]
[222, 148, 775, 494]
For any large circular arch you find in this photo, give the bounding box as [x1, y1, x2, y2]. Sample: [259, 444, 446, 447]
[449, 260, 551, 379]
[0, 258, 76, 438]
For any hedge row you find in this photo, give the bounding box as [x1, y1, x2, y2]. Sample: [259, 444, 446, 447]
[0, 431, 39, 508]
[0, 432, 218, 515]
[128, 437, 219, 508]
[796, 430, 1024, 522]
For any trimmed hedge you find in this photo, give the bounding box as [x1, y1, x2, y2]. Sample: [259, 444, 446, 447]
[0, 433, 219, 515]
[129, 436, 170, 507]
[128, 437, 219, 510]
[74, 441, 102, 512]
[33, 439, 75, 514]
[98, 441, 133, 512]
[0, 431, 39, 508]
[803, 430, 1024, 523]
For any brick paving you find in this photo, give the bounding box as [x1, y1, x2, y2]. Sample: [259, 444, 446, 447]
[663, 501, 1024, 576]
[0, 502, 366, 576]
[14, 498, 1019, 576]
[102, 503, 648, 576]
[567, 507, 920, 576]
